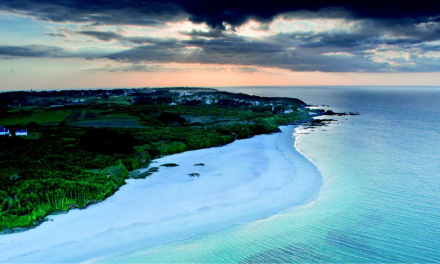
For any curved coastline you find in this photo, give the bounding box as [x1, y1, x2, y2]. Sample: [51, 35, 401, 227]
[294, 126, 324, 173]
[0, 125, 323, 263]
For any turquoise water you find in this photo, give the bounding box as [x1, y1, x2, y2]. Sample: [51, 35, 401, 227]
[114, 86, 440, 263]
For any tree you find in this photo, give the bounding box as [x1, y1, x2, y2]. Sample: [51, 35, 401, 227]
[158, 112, 186, 124]
[28, 122, 37, 129]
[80, 129, 136, 154]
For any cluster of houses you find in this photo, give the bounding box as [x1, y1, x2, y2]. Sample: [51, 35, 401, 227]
[70, 99, 86, 103]
[0, 126, 28, 136]
[166, 92, 298, 114]
[50, 99, 87, 107]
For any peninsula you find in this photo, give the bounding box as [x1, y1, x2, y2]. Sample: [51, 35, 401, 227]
[0, 87, 322, 232]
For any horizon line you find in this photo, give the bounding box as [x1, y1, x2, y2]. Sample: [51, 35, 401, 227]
[2, 84, 440, 93]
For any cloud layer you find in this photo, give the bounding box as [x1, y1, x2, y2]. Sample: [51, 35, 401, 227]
[2, 0, 440, 28]
[1, 0, 440, 73]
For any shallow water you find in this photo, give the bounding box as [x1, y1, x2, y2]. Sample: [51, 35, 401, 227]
[112, 86, 440, 263]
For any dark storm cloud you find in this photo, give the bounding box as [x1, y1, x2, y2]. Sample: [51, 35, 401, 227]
[3, 1, 440, 72]
[3, 25, 440, 72]
[418, 44, 440, 52]
[0, 0, 177, 26]
[182, 37, 286, 53]
[63, 19, 440, 72]
[76, 30, 180, 46]
[269, 18, 440, 58]
[78, 31, 122, 42]
[0, 45, 64, 57]
[45, 32, 67, 37]
[0, 44, 105, 59]
[2, 0, 440, 29]
[103, 35, 389, 72]
[181, 29, 228, 39]
[96, 16, 440, 73]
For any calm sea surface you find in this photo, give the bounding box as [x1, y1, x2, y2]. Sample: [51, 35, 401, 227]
[114, 86, 440, 263]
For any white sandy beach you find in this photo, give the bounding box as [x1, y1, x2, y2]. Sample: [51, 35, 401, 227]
[0, 126, 322, 263]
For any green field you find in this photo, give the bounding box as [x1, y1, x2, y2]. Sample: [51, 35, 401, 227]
[97, 96, 134, 104]
[8, 106, 39, 113]
[67, 115, 144, 128]
[0, 109, 73, 125]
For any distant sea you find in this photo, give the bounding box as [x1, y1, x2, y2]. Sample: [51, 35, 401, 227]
[115, 86, 440, 262]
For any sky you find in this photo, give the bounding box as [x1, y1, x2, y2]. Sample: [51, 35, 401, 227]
[2, 0, 440, 90]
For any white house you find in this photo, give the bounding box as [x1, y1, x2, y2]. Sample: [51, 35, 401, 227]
[16, 129, 28, 136]
[0, 126, 10, 136]
[179, 92, 192, 96]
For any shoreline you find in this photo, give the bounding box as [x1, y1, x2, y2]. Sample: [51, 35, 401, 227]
[0, 125, 323, 263]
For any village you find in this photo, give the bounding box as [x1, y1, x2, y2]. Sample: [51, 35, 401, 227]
[0, 87, 303, 127]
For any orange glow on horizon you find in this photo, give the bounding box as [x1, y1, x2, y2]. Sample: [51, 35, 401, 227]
[3, 60, 440, 91]
[45, 69, 440, 89]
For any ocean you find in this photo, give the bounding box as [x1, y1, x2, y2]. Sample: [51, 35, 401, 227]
[1, 86, 439, 263]
[113, 86, 440, 263]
